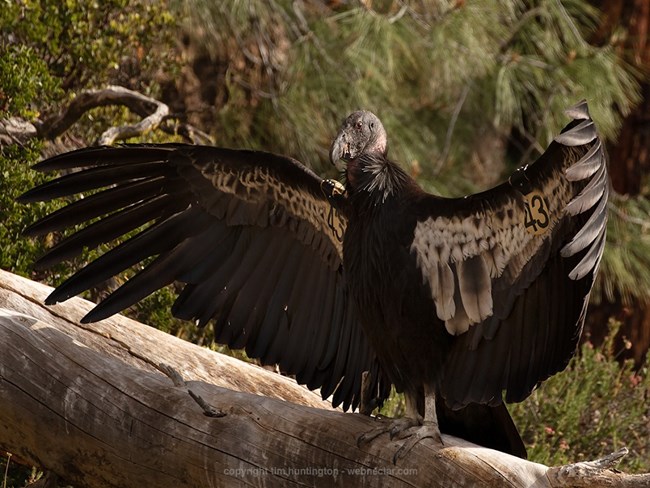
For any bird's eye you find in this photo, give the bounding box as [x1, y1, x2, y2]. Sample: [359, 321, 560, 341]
[370, 122, 374, 130]
[356, 120, 363, 129]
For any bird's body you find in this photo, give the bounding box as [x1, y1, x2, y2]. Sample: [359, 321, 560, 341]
[18, 101, 608, 461]
[336, 150, 526, 456]
[343, 161, 446, 392]
[326, 104, 606, 457]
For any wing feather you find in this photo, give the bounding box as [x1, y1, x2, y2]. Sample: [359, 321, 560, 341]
[409, 100, 608, 407]
[31, 194, 181, 269]
[457, 255, 492, 325]
[18, 144, 388, 412]
[565, 161, 607, 214]
[561, 193, 608, 258]
[437, 262, 456, 322]
[565, 140, 603, 181]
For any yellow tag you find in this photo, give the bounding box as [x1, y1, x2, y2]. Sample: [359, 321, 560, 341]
[321, 179, 345, 198]
[523, 190, 550, 235]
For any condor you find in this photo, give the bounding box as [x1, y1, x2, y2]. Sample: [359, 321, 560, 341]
[19, 100, 607, 460]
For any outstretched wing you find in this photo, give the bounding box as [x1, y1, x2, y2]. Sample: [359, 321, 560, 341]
[409, 101, 607, 408]
[18, 144, 388, 411]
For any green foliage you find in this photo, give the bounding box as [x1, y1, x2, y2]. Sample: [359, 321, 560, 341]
[185, 0, 638, 171]
[1, 453, 37, 488]
[0, 0, 180, 288]
[486, 0, 638, 142]
[510, 320, 650, 473]
[378, 386, 405, 418]
[0, 0, 176, 96]
[0, 45, 61, 118]
[597, 196, 650, 304]
[0, 141, 59, 275]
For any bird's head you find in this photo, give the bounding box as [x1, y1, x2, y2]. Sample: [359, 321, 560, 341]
[329, 111, 387, 172]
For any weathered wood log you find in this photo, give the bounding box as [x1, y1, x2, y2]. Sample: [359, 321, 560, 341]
[0, 269, 648, 487]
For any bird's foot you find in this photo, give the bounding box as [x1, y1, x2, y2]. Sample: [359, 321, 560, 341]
[320, 178, 347, 203]
[357, 417, 421, 447]
[392, 421, 443, 463]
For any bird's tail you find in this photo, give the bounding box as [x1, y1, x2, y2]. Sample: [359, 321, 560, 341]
[437, 400, 527, 459]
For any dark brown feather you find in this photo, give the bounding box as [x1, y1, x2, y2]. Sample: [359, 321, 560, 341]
[19, 144, 387, 412]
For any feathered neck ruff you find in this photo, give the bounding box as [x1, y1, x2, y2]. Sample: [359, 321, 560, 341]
[346, 153, 411, 209]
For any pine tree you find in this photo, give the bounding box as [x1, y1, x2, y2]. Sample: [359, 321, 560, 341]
[585, 0, 650, 364]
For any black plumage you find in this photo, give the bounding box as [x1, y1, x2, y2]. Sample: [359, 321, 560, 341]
[18, 101, 608, 460]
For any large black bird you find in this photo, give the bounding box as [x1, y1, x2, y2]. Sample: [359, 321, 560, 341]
[18, 100, 607, 460]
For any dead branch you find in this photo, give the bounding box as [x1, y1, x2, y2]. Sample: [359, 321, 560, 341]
[0, 85, 213, 146]
[0, 117, 38, 146]
[546, 448, 650, 487]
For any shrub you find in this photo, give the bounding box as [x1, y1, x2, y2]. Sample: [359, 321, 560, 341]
[509, 320, 650, 473]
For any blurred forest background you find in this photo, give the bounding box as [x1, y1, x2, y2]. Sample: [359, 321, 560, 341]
[1, 0, 649, 485]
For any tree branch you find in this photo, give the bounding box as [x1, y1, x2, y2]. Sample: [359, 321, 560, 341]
[0, 86, 213, 146]
[0, 117, 38, 146]
[97, 90, 170, 145]
[547, 448, 650, 487]
[0, 269, 648, 487]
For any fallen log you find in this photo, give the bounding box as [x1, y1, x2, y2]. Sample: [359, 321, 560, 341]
[0, 269, 647, 487]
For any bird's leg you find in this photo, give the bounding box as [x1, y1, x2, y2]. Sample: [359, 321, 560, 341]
[359, 371, 377, 416]
[357, 392, 421, 447]
[392, 386, 443, 462]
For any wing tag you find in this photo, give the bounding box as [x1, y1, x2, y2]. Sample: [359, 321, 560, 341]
[523, 190, 550, 235]
[327, 205, 345, 242]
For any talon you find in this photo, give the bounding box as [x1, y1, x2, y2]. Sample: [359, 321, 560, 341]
[388, 418, 420, 440]
[392, 423, 444, 464]
[391, 425, 419, 441]
[357, 426, 388, 447]
[320, 178, 346, 199]
[357, 416, 421, 447]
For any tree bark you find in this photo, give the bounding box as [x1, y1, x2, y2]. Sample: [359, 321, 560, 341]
[0, 269, 647, 488]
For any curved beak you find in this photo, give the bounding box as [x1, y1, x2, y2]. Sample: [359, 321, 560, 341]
[329, 133, 349, 173]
